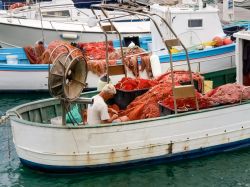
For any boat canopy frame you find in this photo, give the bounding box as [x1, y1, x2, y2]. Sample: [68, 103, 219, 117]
[91, 3, 199, 113]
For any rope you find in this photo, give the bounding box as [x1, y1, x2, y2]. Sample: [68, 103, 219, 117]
[0, 114, 9, 125]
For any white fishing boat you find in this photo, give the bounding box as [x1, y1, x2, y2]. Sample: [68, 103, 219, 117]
[1, 1, 248, 92]
[0, 0, 150, 48]
[234, 0, 250, 8]
[5, 24, 250, 172]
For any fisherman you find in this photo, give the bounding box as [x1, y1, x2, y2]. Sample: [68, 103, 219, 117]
[87, 83, 118, 125]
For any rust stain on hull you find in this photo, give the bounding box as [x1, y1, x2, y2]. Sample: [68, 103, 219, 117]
[168, 142, 173, 154]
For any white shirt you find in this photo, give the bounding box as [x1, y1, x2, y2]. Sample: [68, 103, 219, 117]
[87, 95, 110, 125]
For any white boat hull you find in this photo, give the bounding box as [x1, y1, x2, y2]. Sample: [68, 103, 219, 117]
[0, 51, 235, 91]
[0, 19, 150, 47]
[9, 100, 250, 171]
[0, 69, 48, 91]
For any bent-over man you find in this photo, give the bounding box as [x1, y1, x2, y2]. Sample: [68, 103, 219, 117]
[87, 84, 118, 125]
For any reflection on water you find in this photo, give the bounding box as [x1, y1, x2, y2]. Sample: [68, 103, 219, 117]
[1, 93, 250, 187]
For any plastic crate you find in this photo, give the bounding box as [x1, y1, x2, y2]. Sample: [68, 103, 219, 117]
[114, 88, 149, 109]
[158, 102, 191, 117]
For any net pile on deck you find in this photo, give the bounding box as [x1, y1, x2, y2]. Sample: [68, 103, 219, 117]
[78, 42, 150, 77]
[24, 40, 151, 77]
[156, 70, 204, 92]
[115, 77, 158, 90]
[24, 40, 84, 64]
[77, 41, 117, 76]
[24, 43, 46, 64]
[205, 83, 250, 104]
[109, 71, 208, 121]
[111, 80, 250, 122]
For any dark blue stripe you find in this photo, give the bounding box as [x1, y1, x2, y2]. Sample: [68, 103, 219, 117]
[19, 137, 250, 173]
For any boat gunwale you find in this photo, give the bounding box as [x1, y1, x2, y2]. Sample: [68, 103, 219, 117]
[7, 90, 250, 129]
[0, 43, 235, 68]
[0, 21, 151, 34]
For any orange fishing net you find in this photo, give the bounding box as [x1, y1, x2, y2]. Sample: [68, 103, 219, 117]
[24, 40, 84, 64]
[156, 70, 204, 92]
[118, 83, 174, 120]
[113, 71, 208, 121]
[115, 77, 158, 91]
[140, 55, 153, 78]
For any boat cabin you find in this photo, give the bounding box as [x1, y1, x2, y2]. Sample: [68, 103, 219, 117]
[234, 30, 250, 86]
[150, 2, 225, 55]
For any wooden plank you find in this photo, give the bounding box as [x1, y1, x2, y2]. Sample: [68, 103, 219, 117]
[165, 39, 180, 47]
[108, 64, 126, 75]
[101, 25, 114, 32]
[173, 85, 196, 99]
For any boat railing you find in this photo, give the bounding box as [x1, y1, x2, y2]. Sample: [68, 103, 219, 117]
[168, 52, 235, 72]
[0, 40, 20, 48]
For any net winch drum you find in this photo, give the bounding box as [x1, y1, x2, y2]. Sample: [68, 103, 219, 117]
[48, 44, 88, 102]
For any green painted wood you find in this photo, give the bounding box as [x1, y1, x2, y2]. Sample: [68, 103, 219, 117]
[202, 68, 236, 88]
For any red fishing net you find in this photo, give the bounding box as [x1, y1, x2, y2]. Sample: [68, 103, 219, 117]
[47, 40, 84, 62]
[115, 77, 158, 91]
[156, 70, 204, 92]
[77, 41, 115, 60]
[118, 83, 174, 120]
[161, 92, 213, 111]
[24, 40, 84, 64]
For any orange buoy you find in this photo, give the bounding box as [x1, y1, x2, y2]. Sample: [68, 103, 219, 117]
[223, 38, 233, 45]
[9, 2, 25, 10]
[212, 36, 224, 47]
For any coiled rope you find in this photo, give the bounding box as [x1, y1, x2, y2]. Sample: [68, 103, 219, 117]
[0, 114, 9, 125]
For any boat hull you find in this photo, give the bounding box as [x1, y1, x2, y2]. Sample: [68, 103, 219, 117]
[18, 138, 250, 172]
[9, 99, 250, 172]
[0, 67, 48, 91]
[0, 45, 235, 91]
[0, 19, 150, 47]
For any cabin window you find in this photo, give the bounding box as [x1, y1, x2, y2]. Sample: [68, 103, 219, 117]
[188, 19, 203, 28]
[42, 10, 70, 18]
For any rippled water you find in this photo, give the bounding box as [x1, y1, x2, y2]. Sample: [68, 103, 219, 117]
[1, 93, 250, 187]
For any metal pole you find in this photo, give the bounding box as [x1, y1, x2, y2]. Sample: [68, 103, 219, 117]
[38, 2, 45, 44]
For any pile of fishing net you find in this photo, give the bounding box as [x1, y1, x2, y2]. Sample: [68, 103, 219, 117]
[115, 77, 158, 90]
[117, 82, 214, 121]
[156, 70, 204, 92]
[118, 83, 174, 120]
[77, 41, 149, 76]
[113, 82, 250, 122]
[161, 92, 213, 111]
[77, 41, 115, 60]
[78, 41, 118, 76]
[205, 83, 250, 104]
[24, 43, 47, 64]
[106, 71, 205, 121]
[24, 40, 84, 64]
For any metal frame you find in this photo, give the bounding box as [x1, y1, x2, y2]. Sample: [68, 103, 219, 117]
[91, 3, 199, 113]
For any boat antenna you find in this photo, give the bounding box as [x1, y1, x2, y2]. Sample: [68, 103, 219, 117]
[38, 1, 45, 44]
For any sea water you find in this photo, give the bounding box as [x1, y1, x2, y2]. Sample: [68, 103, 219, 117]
[1, 93, 250, 187]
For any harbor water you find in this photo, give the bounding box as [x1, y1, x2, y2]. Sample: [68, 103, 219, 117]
[1, 93, 250, 186]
